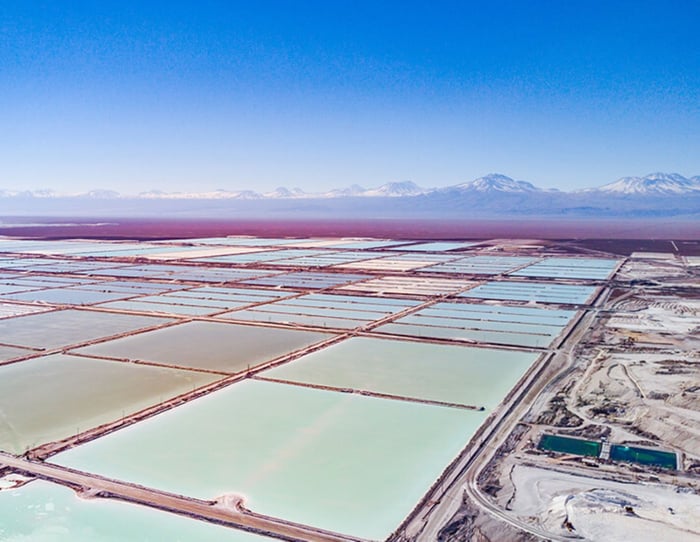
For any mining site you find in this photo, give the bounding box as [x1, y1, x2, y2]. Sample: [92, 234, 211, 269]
[0, 233, 697, 542]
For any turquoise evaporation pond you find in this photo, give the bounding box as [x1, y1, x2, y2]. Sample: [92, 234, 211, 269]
[376, 322, 556, 348]
[374, 303, 575, 348]
[216, 292, 416, 329]
[413, 303, 575, 325]
[460, 281, 596, 304]
[74, 321, 333, 373]
[393, 241, 476, 252]
[242, 271, 371, 289]
[2, 241, 124, 255]
[217, 310, 371, 330]
[0, 284, 40, 295]
[0, 309, 170, 350]
[384, 253, 459, 263]
[263, 337, 539, 409]
[0, 354, 220, 454]
[326, 240, 410, 249]
[134, 294, 256, 310]
[54, 379, 485, 540]
[510, 257, 619, 280]
[227, 305, 388, 320]
[0, 480, 265, 542]
[422, 256, 537, 274]
[163, 236, 311, 246]
[97, 300, 221, 316]
[161, 268, 274, 283]
[397, 313, 563, 335]
[161, 286, 295, 303]
[83, 264, 277, 284]
[4, 287, 132, 305]
[289, 292, 418, 308]
[181, 237, 316, 246]
[83, 280, 189, 294]
[110, 289, 300, 314]
[3, 275, 95, 286]
[193, 252, 289, 264]
[265, 255, 369, 267]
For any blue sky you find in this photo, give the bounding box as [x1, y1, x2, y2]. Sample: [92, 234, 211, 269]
[1, 0, 698, 194]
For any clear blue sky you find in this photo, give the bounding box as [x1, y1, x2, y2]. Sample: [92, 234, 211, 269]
[1, 0, 698, 194]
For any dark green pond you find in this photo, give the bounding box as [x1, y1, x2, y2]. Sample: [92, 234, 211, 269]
[610, 445, 677, 469]
[538, 434, 601, 457]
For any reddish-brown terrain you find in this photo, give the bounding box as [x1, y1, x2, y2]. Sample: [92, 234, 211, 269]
[1, 218, 698, 252]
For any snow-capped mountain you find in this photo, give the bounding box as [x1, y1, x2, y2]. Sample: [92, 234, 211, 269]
[138, 189, 262, 199]
[264, 187, 307, 198]
[323, 184, 367, 198]
[82, 189, 121, 199]
[448, 174, 541, 193]
[590, 173, 700, 195]
[361, 181, 426, 197]
[1, 171, 699, 220]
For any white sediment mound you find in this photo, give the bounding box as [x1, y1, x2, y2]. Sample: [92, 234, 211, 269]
[510, 465, 700, 542]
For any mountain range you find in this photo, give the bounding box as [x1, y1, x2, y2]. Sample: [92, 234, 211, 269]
[1, 173, 698, 219]
[2, 172, 699, 200]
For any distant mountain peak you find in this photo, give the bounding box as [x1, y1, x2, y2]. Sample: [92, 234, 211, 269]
[323, 184, 366, 197]
[594, 172, 700, 195]
[264, 186, 307, 198]
[454, 173, 540, 193]
[362, 180, 426, 197]
[83, 189, 120, 199]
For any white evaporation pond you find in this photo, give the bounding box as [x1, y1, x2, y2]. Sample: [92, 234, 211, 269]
[0, 480, 265, 542]
[262, 337, 539, 409]
[54, 379, 485, 540]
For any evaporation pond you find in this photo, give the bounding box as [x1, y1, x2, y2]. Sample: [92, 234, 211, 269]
[538, 434, 601, 457]
[0, 344, 34, 362]
[0, 480, 265, 542]
[263, 337, 539, 409]
[0, 354, 220, 454]
[610, 444, 677, 469]
[0, 309, 170, 350]
[75, 321, 332, 373]
[54, 379, 486, 540]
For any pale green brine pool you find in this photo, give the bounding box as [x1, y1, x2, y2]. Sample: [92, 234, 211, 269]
[0, 480, 267, 541]
[55, 379, 486, 540]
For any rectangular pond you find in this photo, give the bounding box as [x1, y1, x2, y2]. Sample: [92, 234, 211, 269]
[392, 241, 477, 252]
[54, 379, 486, 540]
[241, 271, 371, 289]
[374, 302, 575, 348]
[74, 321, 333, 373]
[0, 354, 220, 454]
[4, 287, 133, 306]
[422, 255, 537, 275]
[459, 281, 596, 304]
[96, 299, 223, 316]
[610, 444, 677, 469]
[0, 309, 170, 350]
[374, 322, 557, 348]
[538, 434, 601, 457]
[510, 257, 620, 280]
[0, 480, 264, 541]
[262, 337, 539, 409]
[217, 292, 417, 330]
[0, 344, 35, 362]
